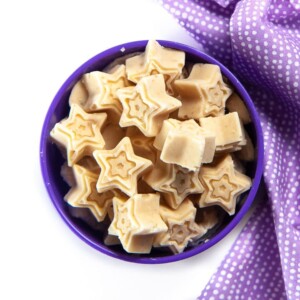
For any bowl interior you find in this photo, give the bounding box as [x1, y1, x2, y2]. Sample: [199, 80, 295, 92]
[40, 40, 263, 263]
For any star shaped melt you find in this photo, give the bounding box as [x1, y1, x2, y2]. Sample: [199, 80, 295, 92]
[93, 137, 153, 196]
[143, 156, 204, 209]
[153, 199, 204, 253]
[108, 194, 167, 253]
[64, 164, 116, 222]
[50, 104, 107, 166]
[69, 64, 129, 118]
[125, 40, 185, 94]
[198, 154, 252, 215]
[117, 74, 182, 137]
[174, 63, 232, 119]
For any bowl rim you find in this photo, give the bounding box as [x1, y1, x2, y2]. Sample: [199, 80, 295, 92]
[40, 40, 264, 264]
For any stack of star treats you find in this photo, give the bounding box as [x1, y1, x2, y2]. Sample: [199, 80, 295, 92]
[50, 40, 254, 254]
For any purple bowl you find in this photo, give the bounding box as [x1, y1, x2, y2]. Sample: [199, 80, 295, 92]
[40, 40, 264, 264]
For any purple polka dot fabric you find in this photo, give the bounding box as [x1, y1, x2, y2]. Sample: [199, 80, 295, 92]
[200, 201, 286, 300]
[161, 0, 300, 299]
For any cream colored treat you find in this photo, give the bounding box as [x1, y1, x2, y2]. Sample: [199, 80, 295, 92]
[108, 194, 167, 253]
[126, 127, 157, 163]
[61, 157, 100, 187]
[153, 118, 180, 150]
[236, 130, 255, 161]
[103, 52, 142, 72]
[102, 123, 126, 150]
[50, 104, 107, 166]
[154, 119, 216, 164]
[174, 63, 232, 119]
[159, 119, 215, 170]
[201, 130, 216, 163]
[161, 129, 205, 171]
[117, 74, 181, 137]
[93, 137, 152, 197]
[200, 112, 246, 153]
[198, 155, 252, 215]
[215, 144, 242, 153]
[125, 40, 185, 94]
[64, 164, 117, 222]
[69, 80, 88, 108]
[226, 93, 251, 124]
[153, 198, 205, 254]
[69, 65, 129, 118]
[143, 155, 204, 209]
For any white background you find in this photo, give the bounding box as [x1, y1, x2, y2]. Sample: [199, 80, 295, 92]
[0, 1, 253, 299]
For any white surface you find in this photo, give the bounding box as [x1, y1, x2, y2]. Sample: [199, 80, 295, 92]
[0, 1, 251, 299]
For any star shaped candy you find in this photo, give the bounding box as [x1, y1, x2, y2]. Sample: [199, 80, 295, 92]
[174, 63, 232, 119]
[153, 198, 204, 253]
[93, 137, 153, 196]
[125, 40, 185, 94]
[143, 156, 204, 209]
[198, 154, 252, 215]
[69, 64, 129, 117]
[64, 164, 118, 222]
[154, 119, 216, 165]
[50, 104, 107, 166]
[108, 193, 168, 253]
[61, 156, 100, 188]
[117, 74, 182, 137]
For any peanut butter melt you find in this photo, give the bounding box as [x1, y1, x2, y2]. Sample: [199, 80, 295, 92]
[126, 40, 185, 94]
[174, 63, 232, 119]
[109, 194, 168, 253]
[200, 112, 246, 152]
[155, 119, 216, 169]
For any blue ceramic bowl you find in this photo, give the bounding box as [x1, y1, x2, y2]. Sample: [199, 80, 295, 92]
[40, 40, 264, 264]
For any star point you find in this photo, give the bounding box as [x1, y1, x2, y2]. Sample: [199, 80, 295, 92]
[109, 193, 167, 253]
[125, 40, 185, 94]
[174, 63, 232, 119]
[117, 74, 182, 137]
[69, 64, 130, 118]
[64, 164, 116, 222]
[153, 199, 204, 253]
[143, 157, 204, 209]
[93, 137, 153, 196]
[50, 104, 107, 166]
[198, 154, 252, 215]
